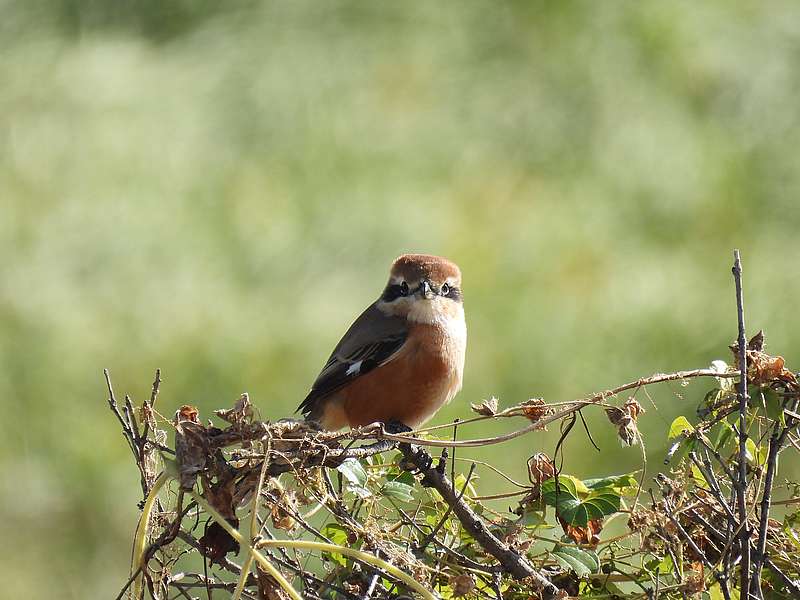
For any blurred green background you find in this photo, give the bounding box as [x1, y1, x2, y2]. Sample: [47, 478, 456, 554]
[2, 1, 800, 598]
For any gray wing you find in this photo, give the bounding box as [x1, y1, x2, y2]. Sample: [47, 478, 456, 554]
[297, 302, 409, 418]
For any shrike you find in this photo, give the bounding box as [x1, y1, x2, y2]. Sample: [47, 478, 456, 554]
[298, 254, 466, 431]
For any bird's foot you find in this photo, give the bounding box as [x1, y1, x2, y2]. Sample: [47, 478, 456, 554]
[383, 421, 435, 477]
[384, 419, 413, 434]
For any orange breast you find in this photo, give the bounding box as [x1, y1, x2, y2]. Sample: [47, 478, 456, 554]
[327, 323, 462, 429]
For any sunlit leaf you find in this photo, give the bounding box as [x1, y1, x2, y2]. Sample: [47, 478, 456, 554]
[583, 472, 638, 493]
[381, 480, 415, 503]
[669, 416, 694, 439]
[711, 360, 735, 392]
[745, 437, 766, 466]
[346, 484, 372, 499]
[453, 472, 478, 498]
[337, 459, 368, 487]
[388, 470, 416, 487]
[551, 546, 599, 577]
[541, 477, 620, 526]
[690, 464, 706, 487]
[320, 523, 349, 566]
[709, 582, 740, 600]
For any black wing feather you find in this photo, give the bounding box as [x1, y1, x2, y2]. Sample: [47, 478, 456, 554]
[297, 303, 408, 418]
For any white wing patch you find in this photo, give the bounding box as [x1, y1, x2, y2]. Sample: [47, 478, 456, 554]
[346, 360, 363, 376]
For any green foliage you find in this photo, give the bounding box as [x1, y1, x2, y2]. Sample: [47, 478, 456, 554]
[551, 546, 600, 577]
[668, 415, 695, 439]
[540, 475, 621, 527]
[319, 523, 354, 568]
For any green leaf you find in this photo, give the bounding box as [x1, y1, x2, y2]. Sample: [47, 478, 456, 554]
[669, 416, 694, 439]
[320, 523, 349, 566]
[337, 459, 368, 487]
[388, 470, 416, 487]
[437, 585, 454, 600]
[690, 464, 707, 487]
[583, 472, 639, 493]
[710, 360, 735, 392]
[541, 475, 578, 499]
[381, 480, 415, 503]
[541, 476, 621, 526]
[365, 452, 384, 467]
[763, 389, 786, 426]
[713, 422, 734, 451]
[453, 472, 479, 497]
[321, 522, 348, 544]
[346, 484, 372, 499]
[665, 436, 696, 465]
[551, 546, 599, 577]
[709, 582, 740, 600]
[656, 554, 675, 575]
[518, 507, 548, 528]
[745, 438, 766, 466]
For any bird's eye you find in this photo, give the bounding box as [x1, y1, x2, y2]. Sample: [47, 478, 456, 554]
[400, 282, 409, 296]
[440, 283, 450, 296]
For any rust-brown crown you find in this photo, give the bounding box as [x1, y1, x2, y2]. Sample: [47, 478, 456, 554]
[390, 254, 461, 286]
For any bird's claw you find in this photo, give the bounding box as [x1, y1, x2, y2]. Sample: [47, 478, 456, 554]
[384, 419, 413, 435]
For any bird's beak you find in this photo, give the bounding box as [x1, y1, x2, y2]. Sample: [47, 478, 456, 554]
[419, 279, 435, 299]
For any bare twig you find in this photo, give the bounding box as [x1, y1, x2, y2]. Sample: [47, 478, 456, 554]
[363, 368, 738, 449]
[732, 249, 751, 598]
[752, 398, 800, 594]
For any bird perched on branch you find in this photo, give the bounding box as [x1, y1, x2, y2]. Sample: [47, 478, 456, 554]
[298, 254, 466, 431]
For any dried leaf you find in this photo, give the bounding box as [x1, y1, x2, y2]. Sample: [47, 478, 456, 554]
[199, 520, 240, 562]
[470, 397, 498, 417]
[449, 574, 476, 597]
[528, 452, 555, 486]
[606, 403, 641, 446]
[214, 392, 254, 425]
[748, 330, 765, 351]
[521, 398, 549, 422]
[177, 404, 199, 423]
[560, 517, 603, 546]
[256, 564, 291, 600]
[623, 398, 644, 420]
[617, 420, 639, 446]
[271, 418, 324, 455]
[684, 561, 705, 593]
[204, 478, 237, 521]
[174, 406, 207, 490]
[342, 581, 363, 595]
[271, 491, 298, 531]
[730, 330, 796, 387]
[748, 351, 787, 386]
[605, 407, 625, 426]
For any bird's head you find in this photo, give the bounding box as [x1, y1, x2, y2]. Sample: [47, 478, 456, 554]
[377, 254, 463, 324]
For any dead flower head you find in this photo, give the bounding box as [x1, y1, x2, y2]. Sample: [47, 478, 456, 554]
[605, 398, 644, 446]
[521, 398, 550, 424]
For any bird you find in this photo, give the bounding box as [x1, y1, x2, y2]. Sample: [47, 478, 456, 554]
[297, 254, 467, 431]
